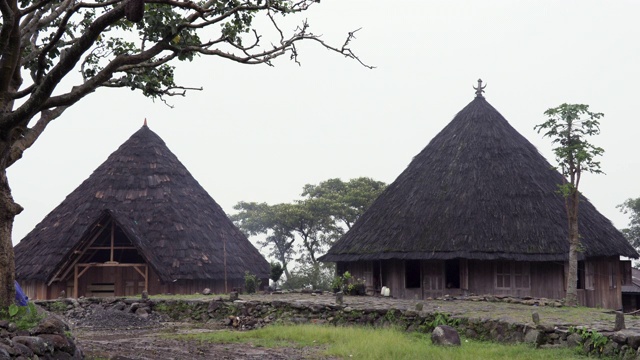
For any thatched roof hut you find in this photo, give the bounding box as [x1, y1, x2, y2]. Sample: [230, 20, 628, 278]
[321, 94, 638, 263]
[14, 124, 268, 293]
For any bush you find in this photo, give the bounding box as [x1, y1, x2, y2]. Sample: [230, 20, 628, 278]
[244, 271, 262, 294]
[1, 303, 44, 330]
[332, 271, 367, 295]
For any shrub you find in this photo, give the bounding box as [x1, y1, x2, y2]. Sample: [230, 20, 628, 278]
[244, 271, 262, 294]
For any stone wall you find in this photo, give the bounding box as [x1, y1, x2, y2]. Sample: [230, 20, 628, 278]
[36, 295, 640, 359]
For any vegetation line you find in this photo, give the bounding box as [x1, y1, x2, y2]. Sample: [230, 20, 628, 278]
[172, 324, 587, 360]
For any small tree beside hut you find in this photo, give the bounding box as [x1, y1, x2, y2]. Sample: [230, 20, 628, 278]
[535, 103, 605, 306]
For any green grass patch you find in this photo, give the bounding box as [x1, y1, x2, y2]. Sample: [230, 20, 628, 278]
[174, 324, 586, 359]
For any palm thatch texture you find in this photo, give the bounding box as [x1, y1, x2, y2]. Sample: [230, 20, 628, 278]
[320, 96, 638, 262]
[14, 124, 268, 283]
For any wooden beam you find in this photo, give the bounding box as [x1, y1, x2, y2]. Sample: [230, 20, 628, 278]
[51, 218, 111, 284]
[76, 265, 92, 279]
[133, 266, 146, 278]
[73, 265, 78, 298]
[110, 221, 115, 262]
[76, 263, 147, 267]
[86, 246, 137, 250]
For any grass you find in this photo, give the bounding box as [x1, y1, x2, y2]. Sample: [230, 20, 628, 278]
[174, 324, 587, 359]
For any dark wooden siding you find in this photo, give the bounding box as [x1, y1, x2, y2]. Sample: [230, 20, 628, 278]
[337, 257, 623, 309]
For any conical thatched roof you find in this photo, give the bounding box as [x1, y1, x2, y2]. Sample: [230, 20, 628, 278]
[321, 96, 638, 262]
[15, 124, 269, 283]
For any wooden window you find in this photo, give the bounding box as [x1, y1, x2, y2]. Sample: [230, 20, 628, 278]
[405, 260, 421, 289]
[585, 262, 595, 290]
[495, 261, 530, 289]
[495, 262, 511, 289]
[513, 262, 530, 289]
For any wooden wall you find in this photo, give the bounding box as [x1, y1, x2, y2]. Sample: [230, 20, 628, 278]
[19, 266, 268, 300]
[337, 257, 623, 309]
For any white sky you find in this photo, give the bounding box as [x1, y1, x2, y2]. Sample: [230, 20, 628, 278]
[8, 0, 640, 245]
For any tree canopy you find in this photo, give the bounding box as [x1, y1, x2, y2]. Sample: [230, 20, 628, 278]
[619, 197, 640, 250]
[232, 177, 385, 288]
[0, 0, 370, 307]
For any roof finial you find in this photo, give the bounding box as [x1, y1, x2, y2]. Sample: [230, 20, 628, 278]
[143, 118, 147, 127]
[473, 79, 486, 98]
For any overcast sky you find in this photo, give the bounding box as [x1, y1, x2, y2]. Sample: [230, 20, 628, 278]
[8, 1, 640, 245]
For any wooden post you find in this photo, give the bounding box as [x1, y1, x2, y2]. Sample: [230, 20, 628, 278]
[110, 221, 115, 262]
[144, 265, 148, 292]
[73, 265, 78, 298]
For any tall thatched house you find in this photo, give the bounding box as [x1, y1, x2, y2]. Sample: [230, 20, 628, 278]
[14, 123, 269, 299]
[320, 85, 638, 309]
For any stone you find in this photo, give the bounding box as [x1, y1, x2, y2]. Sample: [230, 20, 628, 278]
[0, 346, 9, 360]
[13, 336, 50, 355]
[532, 312, 540, 325]
[202, 288, 212, 295]
[524, 329, 543, 346]
[141, 290, 149, 300]
[111, 302, 126, 311]
[415, 303, 423, 311]
[38, 334, 75, 354]
[431, 325, 461, 346]
[6, 323, 16, 333]
[135, 307, 149, 318]
[12, 342, 34, 358]
[615, 312, 626, 331]
[208, 301, 221, 313]
[335, 292, 344, 305]
[566, 333, 582, 348]
[603, 341, 620, 357]
[0, 321, 8, 329]
[129, 302, 140, 313]
[465, 329, 478, 339]
[34, 317, 69, 335]
[59, 290, 66, 299]
[229, 292, 239, 301]
[628, 333, 640, 348]
[0, 344, 14, 357]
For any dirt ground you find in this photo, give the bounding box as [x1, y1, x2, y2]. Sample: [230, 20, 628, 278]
[73, 308, 328, 360]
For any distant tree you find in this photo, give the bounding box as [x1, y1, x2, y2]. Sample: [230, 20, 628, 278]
[231, 202, 297, 281]
[302, 177, 387, 230]
[232, 177, 386, 288]
[0, 0, 371, 308]
[618, 197, 640, 249]
[535, 103, 604, 306]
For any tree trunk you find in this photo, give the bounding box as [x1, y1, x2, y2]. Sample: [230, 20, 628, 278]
[566, 194, 580, 307]
[0, 140, 22, 308]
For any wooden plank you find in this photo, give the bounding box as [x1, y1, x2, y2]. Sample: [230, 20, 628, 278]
[73, 265, 78, 298]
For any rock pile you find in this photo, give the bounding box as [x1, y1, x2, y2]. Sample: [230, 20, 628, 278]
[38, 297, 165, 330]
[0, 316, 82, 359]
